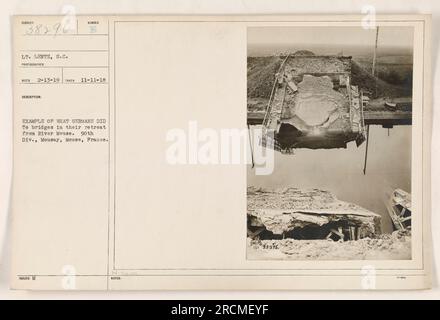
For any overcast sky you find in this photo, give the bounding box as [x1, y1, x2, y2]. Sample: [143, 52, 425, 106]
[248, 26, 413, 50]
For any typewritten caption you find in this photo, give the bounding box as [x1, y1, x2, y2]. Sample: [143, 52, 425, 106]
[21, 118, 108, 143]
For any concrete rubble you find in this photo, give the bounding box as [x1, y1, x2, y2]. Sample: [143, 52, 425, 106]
[247, 187, 381, 241]
[247, 229, 411, 260]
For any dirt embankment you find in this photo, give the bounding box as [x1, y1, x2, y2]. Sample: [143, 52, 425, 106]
[247, 55, 411, 105]
[350, 60, 410, 98]
[247, 56, 283, 99]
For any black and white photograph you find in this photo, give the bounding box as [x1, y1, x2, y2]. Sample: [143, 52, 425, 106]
[247, 26, 414, 260]
[3, 10, 433, 294]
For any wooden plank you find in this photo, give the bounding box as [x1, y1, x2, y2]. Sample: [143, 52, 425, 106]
[330, 228, 344, 241]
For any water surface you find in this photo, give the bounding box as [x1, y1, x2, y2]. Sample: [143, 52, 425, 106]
[248, 125, 411, 233]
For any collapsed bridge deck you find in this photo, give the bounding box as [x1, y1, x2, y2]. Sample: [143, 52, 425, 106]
[258, 54, 367, 152]
[247, 187, 381, 241]
[248, 53, 412, 144]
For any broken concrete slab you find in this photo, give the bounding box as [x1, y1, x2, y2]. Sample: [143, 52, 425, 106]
[248, 187, 381, 240]
[293, 75, 346, 127]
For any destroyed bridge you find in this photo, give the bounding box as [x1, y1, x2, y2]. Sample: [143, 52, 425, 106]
[247, 54, 412, 153]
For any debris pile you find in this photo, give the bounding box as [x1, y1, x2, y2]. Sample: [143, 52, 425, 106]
[247, 229, 411, 260]
[387, 189, 412, 231]
[247, 187, 381, 241]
